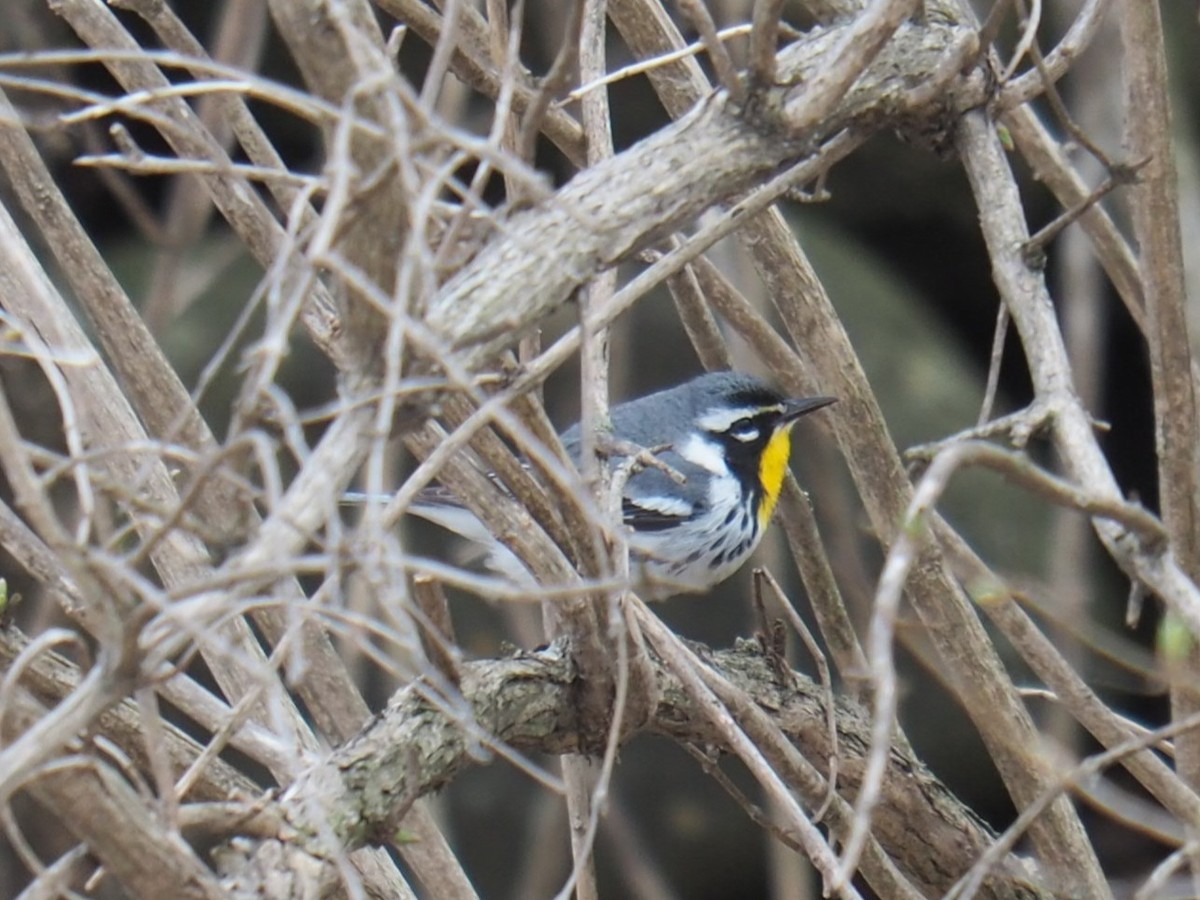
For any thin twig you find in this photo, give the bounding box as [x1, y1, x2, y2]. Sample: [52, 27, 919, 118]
[997, 0, 1115, 110]
[975, 0, 1016, 60]
[560, 25, 752, 106]
[517, 0, 586, 162]
[410, 576, 462, 687]
[1021, 158, 1147, 265]
[661, 254, 735, 372]
[754, 569, 840, 821]
[630, 601, 861, 899]
[947, 708, 1200, 899]
[999, 0, 1042, 83]
[833, 447, 937, 890]
[977, 303, 1009, 427]
[420, 0, 466, 108]
[553, 4, 619, 896]
[676, 0, 746, 103]
[749, 0, 786, 87]
[681, 741, 812, 856]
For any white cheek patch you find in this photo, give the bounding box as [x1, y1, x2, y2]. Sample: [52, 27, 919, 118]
[677, 433, 728, 475]
[705, 472, 743, 514]
[695, 405, 781, 434]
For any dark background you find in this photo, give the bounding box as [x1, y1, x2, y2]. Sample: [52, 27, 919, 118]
[1, 1, 1196, 896]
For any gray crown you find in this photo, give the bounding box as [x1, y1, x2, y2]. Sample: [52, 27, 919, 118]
[560, 371, 785, 453]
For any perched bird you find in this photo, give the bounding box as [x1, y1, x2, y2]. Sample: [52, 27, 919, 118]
[358, 371, 835, 598]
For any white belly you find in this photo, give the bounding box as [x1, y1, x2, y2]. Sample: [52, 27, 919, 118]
[629, 472, 760, 597]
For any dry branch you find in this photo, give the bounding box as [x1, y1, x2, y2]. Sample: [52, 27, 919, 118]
[424, 17, 983, 370]
[0, 0, 1191, 894]
[2, 686, 225, 900]
[243, 640, 1048, 900]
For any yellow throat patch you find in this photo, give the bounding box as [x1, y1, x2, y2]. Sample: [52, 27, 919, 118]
[757, 426, 793, 529]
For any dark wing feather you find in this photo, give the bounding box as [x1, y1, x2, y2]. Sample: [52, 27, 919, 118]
[622, 495, 695, 532]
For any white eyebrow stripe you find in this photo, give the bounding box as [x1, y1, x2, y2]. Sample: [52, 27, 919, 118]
[695, 404, 782, 433]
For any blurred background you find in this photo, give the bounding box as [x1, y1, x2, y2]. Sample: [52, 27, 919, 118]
[1, 1, 1197, 896]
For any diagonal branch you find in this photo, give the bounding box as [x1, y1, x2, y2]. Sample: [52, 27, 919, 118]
[424, 16, 983, 369]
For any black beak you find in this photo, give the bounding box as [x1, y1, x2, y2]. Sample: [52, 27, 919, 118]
[781, 396, 837, 424]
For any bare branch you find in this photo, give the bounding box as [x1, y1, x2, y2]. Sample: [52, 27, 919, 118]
[3, 0, 1194, 893]
[251, 639, 1040, 898]
[676, 0, 745, 102]
[425, 16, 983, 370]
[998, 0, 1115, 110]
[749, 0, 786, 86]
[2, 688, 224, 899]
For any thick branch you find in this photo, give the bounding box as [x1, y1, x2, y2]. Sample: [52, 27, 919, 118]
[256, 641, 1048, 899]
[426, 18, 983, 368]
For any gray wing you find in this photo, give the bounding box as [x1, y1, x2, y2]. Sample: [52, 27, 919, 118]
[560, 418, 707, 533]
[619, 451, 708, 533]
[406, 429, 707, 534]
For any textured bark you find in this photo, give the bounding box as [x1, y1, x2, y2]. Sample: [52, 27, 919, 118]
[425, 19, 983, 370]
[249, 642, 1047, 900]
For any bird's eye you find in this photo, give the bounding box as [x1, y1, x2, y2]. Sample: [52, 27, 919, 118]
[727, 418, 760, 442]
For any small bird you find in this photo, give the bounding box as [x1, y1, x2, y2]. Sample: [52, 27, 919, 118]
[378, 371, 835, 598]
